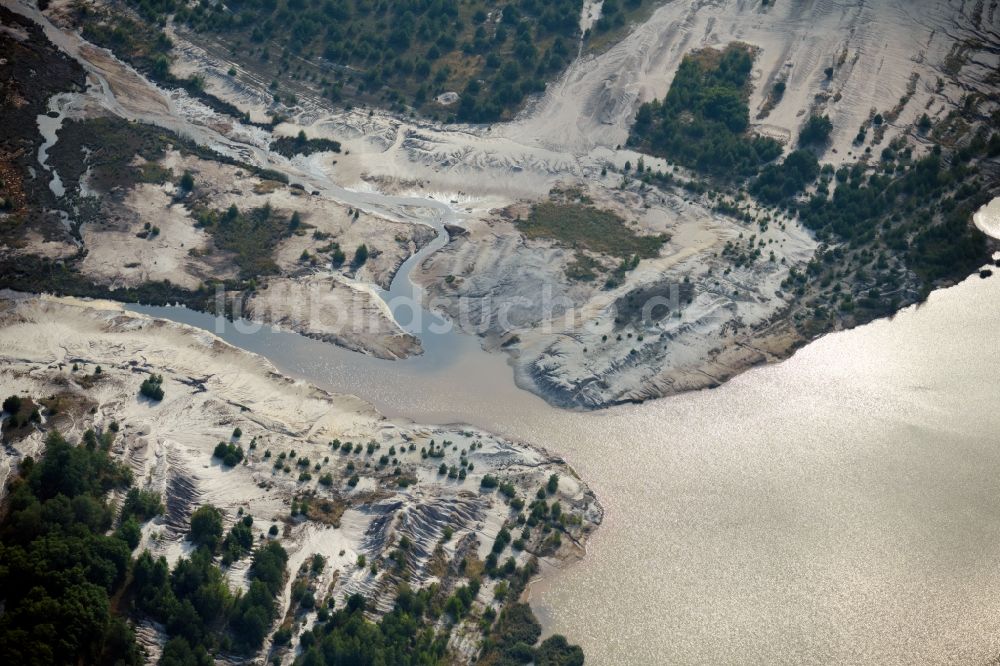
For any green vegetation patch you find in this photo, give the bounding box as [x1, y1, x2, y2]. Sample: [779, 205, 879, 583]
[614, 279, 695, 327]
[139, 373, 164, 401]
[139, 161, 174, 184]
[750, 149, 820, 204]
[131, 525, 289, 658]
[271, 131, 341, 158]
[0, 430, 144, 665]
[777, 127, 998, 338]
[50, 117, 168, 193]
[294, 587, 449, 665]
[565, 251, 603, 282]
[111, 0, 584, 123]
[80, 7, 258, 124]
[519, 202, 667, 259]
[798, 114, 833, 147]
[195, 202, 295, 277]
[0, 6, 86, 242]
[49, 117, 286, 197]
[585, 0, 658, 52]
[1, 394, 40, 441]
[81, 8, 174, 79]
[213, 441, 245, 467]
[627, 43, 782, 178]
[797, 146, 992, 285]
[0, 392, 590, 664]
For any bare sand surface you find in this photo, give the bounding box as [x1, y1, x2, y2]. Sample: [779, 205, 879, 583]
[161, 0, 996, 191]
[416, 181, 817, 407]
[974, 196, 1000, 240]
[246, 274, 422, 359]
[4, 2, 1000, 660]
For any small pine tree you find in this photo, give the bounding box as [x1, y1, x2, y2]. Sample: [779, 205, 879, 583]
[353, 244, 368, 266]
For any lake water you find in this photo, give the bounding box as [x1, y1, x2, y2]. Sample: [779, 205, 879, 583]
[132, 255, 1000, 664]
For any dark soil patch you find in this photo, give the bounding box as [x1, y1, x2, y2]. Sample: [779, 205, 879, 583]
[614, 280, 696, 328]
[0, 6, 85, 244]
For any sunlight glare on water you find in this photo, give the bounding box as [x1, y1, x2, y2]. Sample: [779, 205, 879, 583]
[132, 221, 1000, 664]
[134, 270, 1000, 664]
[526, 271, 1000, 664]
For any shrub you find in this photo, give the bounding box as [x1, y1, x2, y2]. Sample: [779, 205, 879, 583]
[222, 518, 254, 565]
[188, 505, 223, 551]
[2, 395, 21, 414]
[750, 149, 820, 204]
[535, 635, 585, 666]
[490, 603, 541, 657]
[120, 488, 164, 523]
[353, 244, 368, 266]
[139, 374, 164, 401]
[116, 517, 142, 549]
[799, 114, 833, 147]
[213, 441, 244, 467]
